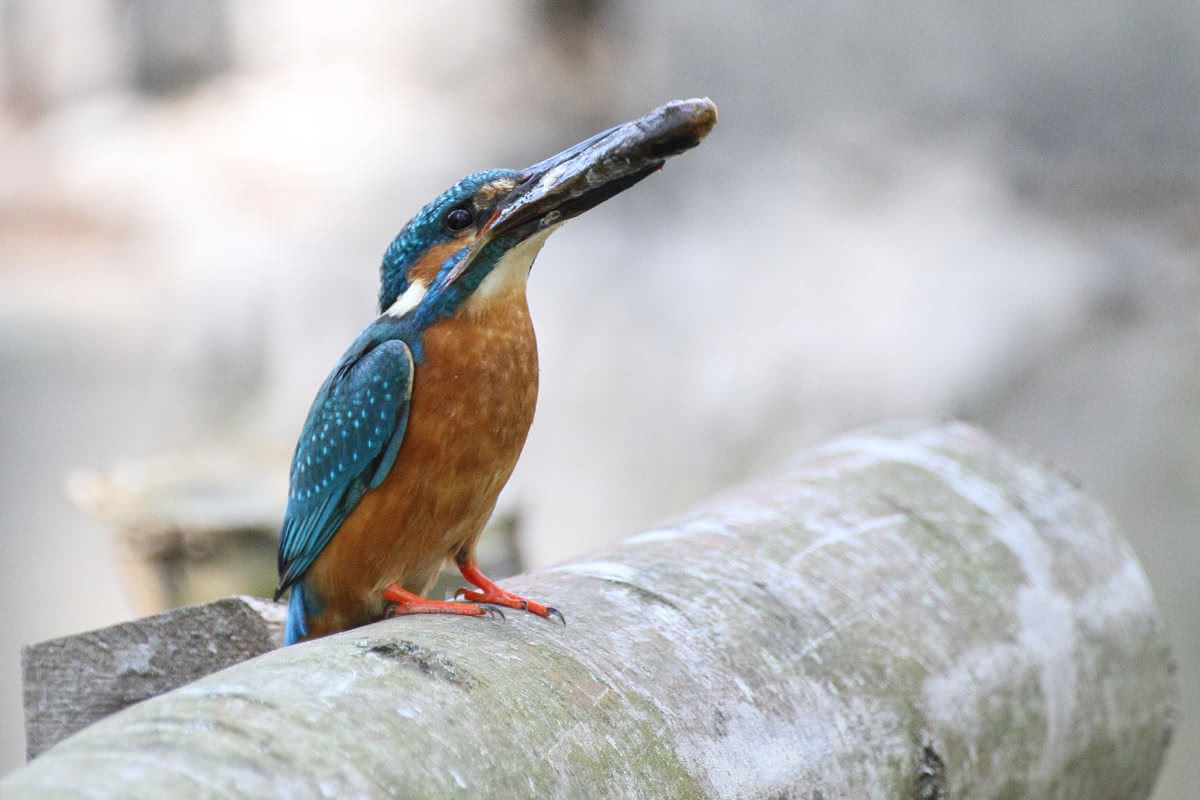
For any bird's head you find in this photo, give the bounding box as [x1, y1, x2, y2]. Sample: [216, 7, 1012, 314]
[377, 98, 717, 325]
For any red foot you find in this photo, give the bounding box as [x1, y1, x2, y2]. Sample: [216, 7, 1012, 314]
[455, 560, 564, 624]
[381, 584, 495, 618]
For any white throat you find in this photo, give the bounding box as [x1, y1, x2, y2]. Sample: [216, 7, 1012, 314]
[464, 226, 558, 313]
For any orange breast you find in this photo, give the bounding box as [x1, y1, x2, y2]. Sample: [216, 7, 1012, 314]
[301, 291, 539, 636]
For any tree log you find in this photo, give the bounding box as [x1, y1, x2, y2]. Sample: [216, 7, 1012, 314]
[3, 421, 1176, 798]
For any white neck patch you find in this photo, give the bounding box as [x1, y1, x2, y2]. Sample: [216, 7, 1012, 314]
[384, 278, 428, 319]
[466, 225, 559, 313]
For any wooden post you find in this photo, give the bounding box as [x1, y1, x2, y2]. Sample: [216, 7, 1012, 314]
[6, 421, 1176, 799]
[21, 596, 284, 760]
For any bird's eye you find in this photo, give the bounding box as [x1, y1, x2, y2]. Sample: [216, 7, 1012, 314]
[444, 206, 474, 232]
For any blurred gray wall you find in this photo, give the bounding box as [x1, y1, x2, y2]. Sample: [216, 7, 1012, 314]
[0, 2, 1196, 795]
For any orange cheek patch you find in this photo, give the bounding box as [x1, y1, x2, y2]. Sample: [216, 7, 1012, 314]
[406, 239, 476, 286]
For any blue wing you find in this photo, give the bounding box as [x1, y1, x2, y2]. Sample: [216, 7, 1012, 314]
[275, 338, 414, 595]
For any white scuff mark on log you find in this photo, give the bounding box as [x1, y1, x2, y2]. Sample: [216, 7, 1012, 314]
[549, 561, 640, 583]
[623, 527, 683, 544]
[786, 512, 908, 567]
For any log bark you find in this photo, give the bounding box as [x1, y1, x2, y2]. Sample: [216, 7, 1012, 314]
[4, 421, 1176, 799]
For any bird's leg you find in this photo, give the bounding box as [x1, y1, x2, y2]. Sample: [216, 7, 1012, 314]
[454, 558, 564, 623]
[381, 583, 498, 618]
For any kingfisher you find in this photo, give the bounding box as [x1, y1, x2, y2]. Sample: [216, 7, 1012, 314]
[275, 98, 717, 644]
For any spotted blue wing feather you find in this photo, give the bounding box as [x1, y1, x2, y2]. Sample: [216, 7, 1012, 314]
[276, 338, 414, 594]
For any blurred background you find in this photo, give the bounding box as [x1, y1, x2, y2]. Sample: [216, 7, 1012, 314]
[0, 1, 1196, 794]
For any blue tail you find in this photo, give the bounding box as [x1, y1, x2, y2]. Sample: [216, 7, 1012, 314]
[284, 584, 310, 645]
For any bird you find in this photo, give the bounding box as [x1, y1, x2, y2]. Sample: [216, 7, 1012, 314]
[275, 98, 717, 644]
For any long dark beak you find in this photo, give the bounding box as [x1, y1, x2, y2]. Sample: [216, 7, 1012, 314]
[443, 98, 717, 286]
[492, 97, 717, 238]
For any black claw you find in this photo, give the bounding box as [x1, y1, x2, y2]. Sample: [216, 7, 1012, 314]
[546, 607, 566, 626]
[483, 606, 506, 621]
